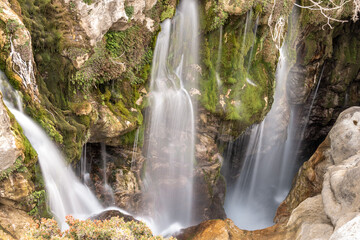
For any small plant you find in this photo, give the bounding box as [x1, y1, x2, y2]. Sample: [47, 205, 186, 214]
[6, 19, 20, 34]
[83, 0, 92, 5]
[125, 6, 134, 19]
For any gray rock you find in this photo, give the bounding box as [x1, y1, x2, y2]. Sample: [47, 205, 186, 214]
[0, 95, 21, 171]
[329, 107, 360, 165]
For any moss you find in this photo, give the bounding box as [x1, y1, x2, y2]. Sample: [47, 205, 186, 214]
[160, 6, 175, 22]
[200, 14, 275, 129]
[201, 0, 229, 32]
[83, 0, 92, 5]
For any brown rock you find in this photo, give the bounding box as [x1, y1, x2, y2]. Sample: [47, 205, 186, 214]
[91, 209, 137, 223]
[0, 204, 34, 239]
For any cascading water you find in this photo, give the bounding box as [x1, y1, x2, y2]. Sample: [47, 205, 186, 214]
[0, 71, 132, 229]
[225, 48, 291, 230]
[143, 0, 199, 235]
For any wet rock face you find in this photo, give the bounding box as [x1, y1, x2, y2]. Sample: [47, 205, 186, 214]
[0, 1, 39, 100]
[287, 21, 360, 158]
[192, 107, 226, 222]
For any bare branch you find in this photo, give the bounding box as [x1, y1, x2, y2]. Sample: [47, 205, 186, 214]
[294, 0, 355, 29]
[268, 0, 286, 49]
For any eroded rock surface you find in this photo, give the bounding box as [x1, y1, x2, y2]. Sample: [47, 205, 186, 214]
[0, 94, 20, 171]
[64, 0, 156, 45]
[0, 0, 39, 100]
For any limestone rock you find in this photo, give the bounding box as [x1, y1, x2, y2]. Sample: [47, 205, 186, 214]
[91, 209, 137, 223]
[0, 172, 34, 203]
[64, 0, 156, 45]
[322, 154, 360, 227]
[329, 215, 360, 240]
[328, 107, 360, 165]
[0, 204, 34, 239]
[0, 95, 21, 171]
[192, 107, 226, 222]
[0, 1, 39, 100]
[286, 195, 333, 240]
[89, 104, 135, 143]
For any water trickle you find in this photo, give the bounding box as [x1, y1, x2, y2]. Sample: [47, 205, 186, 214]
[10, 39, 36, 90]
[245, 16, 259, 74]
[101, 143, 115, 205]
[131, 128, 140, 171]
[143, 0, 199, 234]
[216, 25, 223, 88]
[80, 144, 91, 185]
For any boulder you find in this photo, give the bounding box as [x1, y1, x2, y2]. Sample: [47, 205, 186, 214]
[328, 107, 360, 165]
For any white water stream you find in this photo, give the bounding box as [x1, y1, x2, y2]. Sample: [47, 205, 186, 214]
[225, 48, 291, 230]
[0, 71, 135, 230]
[143, 0, 199, 235]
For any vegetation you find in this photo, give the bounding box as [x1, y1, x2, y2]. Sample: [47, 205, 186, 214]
[200, 12, 275, 131]
[24, 216, 176, 240]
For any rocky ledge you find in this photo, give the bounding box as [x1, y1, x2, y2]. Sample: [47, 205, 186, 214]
[177, 106, 360, 240]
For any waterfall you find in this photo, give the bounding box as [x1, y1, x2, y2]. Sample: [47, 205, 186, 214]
[224, 48, 291, 230]
[143, 0, 199, 235]
[275, 64, 325, 200]
[0, 71, 132, 229]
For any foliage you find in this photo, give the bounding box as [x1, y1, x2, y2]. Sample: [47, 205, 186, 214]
[160, 6, 175, 22]
[200, 13, 275, 129]
[70, 44, 124, 93]
[105, 25, 154, 85]
[83, 0, 92, 5]
[203, 1, 229, 32]
[24, 216, 177, 240]
[125, 6, 134, 18]
[28, 190, 52, 219]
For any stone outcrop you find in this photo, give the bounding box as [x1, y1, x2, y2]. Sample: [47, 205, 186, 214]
[63, 0, 156, 45]
[0, 93, 21, 171]
[0, 94, 36, 239]
[0, 0, 39, 100]
[89, 103, 136, 144]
